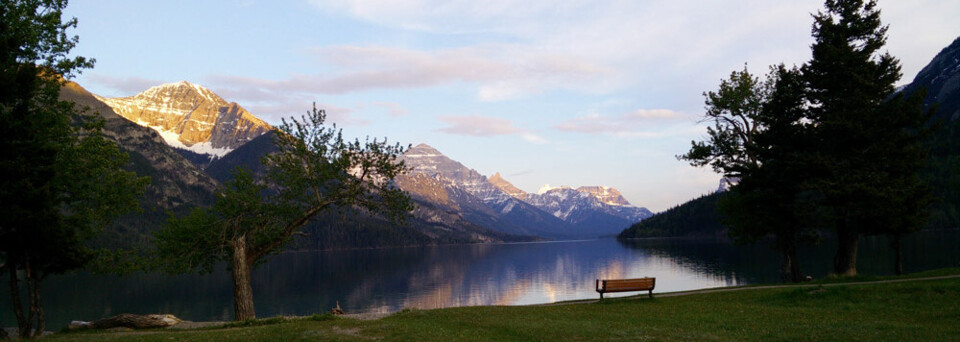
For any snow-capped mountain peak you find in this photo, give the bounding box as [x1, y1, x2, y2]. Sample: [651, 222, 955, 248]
[95, 81, 272, 158]
[537, 184, 572, 194]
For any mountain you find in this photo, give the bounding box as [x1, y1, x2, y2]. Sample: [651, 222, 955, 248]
[489, 172, 527, 200]
[203, 137, 533, 245]
[901, 35, 960, 229]
[59, 82, 219, 247]
[95, 81, 272, 162]
[491, 178, 653, 236]
[900, 36, 960, 121]
[400, 144, 580, 238]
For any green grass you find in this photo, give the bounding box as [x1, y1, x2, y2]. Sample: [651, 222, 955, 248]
[47, 269, 960, 341]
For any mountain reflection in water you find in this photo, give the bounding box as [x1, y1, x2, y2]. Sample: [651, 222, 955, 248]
[2, 231, 957, 330]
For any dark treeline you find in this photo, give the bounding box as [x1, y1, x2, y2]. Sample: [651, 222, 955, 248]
[622, 0, 946, 283]
[618, 193, 725, 239]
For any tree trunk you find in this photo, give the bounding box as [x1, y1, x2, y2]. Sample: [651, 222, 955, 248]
[8, 268, 27, 339]
[892, 234, 904, 276]
[29, 273, 44, 338]
[21, 262, 34, 339]
[231, 234, 256, 321]
[779, 240, 803, 283]
[833, 229, 859, 276]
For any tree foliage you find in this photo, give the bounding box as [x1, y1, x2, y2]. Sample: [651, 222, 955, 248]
[618, 192, 725, 239]
[156, 106, 413, 321]
[679, 65, 766, 178]
[676, 0, 932, 280]
[0, 0, 148, 337]
[680, 65, 815, 282]
[802, 0, 932, 276]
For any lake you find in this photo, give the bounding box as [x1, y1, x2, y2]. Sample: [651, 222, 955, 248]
[2, 230, 959, 330]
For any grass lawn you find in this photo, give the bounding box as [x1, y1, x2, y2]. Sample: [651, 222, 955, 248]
[49, 268, 960, 341]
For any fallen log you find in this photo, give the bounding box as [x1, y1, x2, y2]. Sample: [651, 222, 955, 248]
[69, 314, 182, 330]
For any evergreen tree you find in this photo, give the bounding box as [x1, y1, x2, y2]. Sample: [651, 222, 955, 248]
[156, 106, 413, 321]
[0, 0, 148, 337]
[682, 65, 814, 282]
[720, 65, 818, 283]
[802, 0, 931, 276]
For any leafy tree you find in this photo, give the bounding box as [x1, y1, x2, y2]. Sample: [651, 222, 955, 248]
[680, 65, 765, 179]
[156, 106, 413, 321]
[0, 0, 149, 337]
[802, 0, 931, 276]
[721, 65, 819, 283]
[682, 65, 814, 282]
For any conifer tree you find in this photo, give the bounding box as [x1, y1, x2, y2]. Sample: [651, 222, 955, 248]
[802, 0, 931, 276]
[1, 0, 148, 337]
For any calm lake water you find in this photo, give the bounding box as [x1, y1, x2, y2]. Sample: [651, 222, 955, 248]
[2, 230, 959, 330]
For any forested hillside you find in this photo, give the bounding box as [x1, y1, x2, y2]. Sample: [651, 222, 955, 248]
[617, 193, 726, 239]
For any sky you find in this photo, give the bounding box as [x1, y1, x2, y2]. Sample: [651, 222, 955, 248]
[63, 1, 960, 212]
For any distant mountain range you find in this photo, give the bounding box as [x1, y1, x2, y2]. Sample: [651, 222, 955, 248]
[68, 81, 652, 248]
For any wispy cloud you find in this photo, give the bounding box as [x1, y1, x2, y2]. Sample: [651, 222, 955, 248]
[309, 0, 823, 102]
[371, 102, 409, 117]
[554, 109, 691, 137]
[436, 115, 547, 144]
[311, 45, 610, 100]
[87, 75, 163, 96]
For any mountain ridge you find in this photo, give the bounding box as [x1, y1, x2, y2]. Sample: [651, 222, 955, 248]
[95, 81, 272, 159]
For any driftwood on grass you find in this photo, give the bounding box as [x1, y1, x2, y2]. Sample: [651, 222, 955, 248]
[69, 313, 182, 330]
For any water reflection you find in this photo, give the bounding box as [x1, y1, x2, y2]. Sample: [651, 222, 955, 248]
[619, 230, 960, 284]
[2, 231, 957, 330]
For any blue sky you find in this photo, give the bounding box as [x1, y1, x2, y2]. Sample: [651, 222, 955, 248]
[64, 0, 959, 212]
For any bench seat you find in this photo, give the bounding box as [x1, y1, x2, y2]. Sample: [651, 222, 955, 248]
[595, 277, 655, 299]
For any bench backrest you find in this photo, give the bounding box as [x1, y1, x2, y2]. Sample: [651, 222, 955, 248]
[599, 277, 655, 292]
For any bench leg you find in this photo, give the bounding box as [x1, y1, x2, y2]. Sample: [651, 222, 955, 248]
[648, 290, 653, 299]
[599, 292, 604, 300]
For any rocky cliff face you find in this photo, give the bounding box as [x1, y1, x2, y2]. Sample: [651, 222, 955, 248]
[60, 82, 220, 247]
[489, 172, 528, 200]
[575, 186, 632, 206]
[400, 144, 578, 238]
[95, 81, 271, 158]
[61, 82, 219, 210]
[901, 35, 960, 120]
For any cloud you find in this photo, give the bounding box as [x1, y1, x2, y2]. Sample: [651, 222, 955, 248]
[436, 115, 547, 144]
[554, 109, 691, 137]
[201, 44, 608, 110]
[371, 102, 409, 117]
[310, 45, 610, 100]
[436, 115, 520, 136]
[309, 1, 823, 104]
[87, 75, 163, 96]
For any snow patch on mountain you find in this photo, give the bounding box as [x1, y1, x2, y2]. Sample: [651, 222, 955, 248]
[95, 81, 271, 159]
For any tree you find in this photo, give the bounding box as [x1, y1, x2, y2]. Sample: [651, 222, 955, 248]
[156, 106, 413, 321]
[0, 0, 149, 337]
[869, 91, 933, 275]
[682, 65, 815, 283]
[721, 65, 819, 283]
[802, 0, 931, 276]
[680, 65, 765, 180]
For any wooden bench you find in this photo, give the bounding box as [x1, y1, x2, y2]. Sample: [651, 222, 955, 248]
[595, 277, 655, 299]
